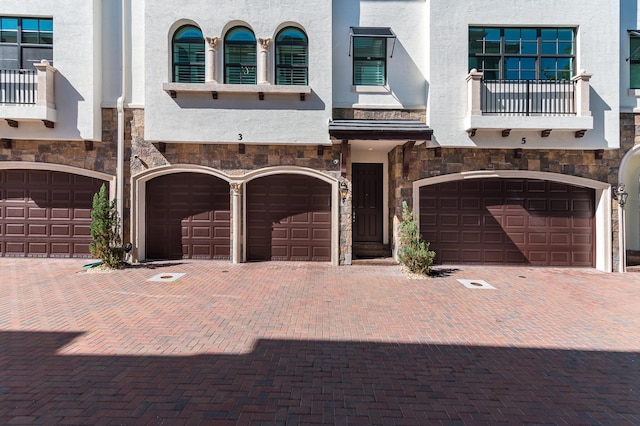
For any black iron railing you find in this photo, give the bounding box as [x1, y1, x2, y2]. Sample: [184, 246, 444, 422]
[481, 79, 575, 116]
[0, 69, 37, 104]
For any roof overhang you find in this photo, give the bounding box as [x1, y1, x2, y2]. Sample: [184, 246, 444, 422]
[329, 119, 432, 142]
[350, 27, 396, 38]
[349, 27, 397, 57]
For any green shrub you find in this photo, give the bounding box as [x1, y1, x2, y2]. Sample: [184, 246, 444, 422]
[89, 184, 125, 268]
[397, 201, 435, 275]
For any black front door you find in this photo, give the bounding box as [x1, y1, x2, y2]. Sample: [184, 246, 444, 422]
[352, 163, 383, 243]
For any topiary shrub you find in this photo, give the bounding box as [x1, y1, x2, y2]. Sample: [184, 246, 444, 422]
[397, 201, 435, 275]
[89, 184, 125, 268]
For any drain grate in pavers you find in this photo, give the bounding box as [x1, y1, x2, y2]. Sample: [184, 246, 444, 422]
[457, 279, 496, 289]
[147, 273, 186, 283]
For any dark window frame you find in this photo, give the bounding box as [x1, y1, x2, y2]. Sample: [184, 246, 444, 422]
[0, 16, 53, 70]
[224, 26, 257, 85]
[468, 26, 575, 80]
[352, 36, 387, 86]
[275, 27, 308, 85]
[172, 25, 205, 83]
[630, 34, 640, 89]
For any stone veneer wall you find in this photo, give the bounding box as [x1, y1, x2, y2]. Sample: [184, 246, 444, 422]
[333, 108, 425, 121]
[388, 115, 640, 271]
[116, 107, 349, 262]
[0, 134, 117, 174]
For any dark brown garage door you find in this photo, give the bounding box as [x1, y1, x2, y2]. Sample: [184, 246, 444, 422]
[0, 169, 106, 258]
[247, 174, 331, 261]
[146, 173, 230, 260]
[419, 178, 594, 266]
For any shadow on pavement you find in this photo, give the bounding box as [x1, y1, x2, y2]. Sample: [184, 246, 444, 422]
[0, 331, 638, 424]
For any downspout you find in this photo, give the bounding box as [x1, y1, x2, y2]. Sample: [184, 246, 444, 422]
[116, 0, 127, 239]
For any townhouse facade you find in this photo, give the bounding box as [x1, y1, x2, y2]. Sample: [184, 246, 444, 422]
[0, 0, 636, 272]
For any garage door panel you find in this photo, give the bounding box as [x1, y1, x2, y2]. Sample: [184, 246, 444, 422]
[440, 214, 459, 226]
[146, 173, 230, 260]
[7, 207, 26, 218]
[439, 198, 459, 209]
[7, 224, 25, 235]
[73, 224, 91, 237]
[462, 231, 481, 243]
[291, 228, 310, 240]
[51, 208, 71, 220]
[461, 214, 481, 226]
[312, 212, 331, 223]
[419, 178, 594, 266]
[461, 198, 482, 209]
[247, 174, 331, 262]
[484, 250, 505, 263]
[505, 215, 525, 227]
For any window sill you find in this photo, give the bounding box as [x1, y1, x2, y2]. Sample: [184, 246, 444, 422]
[628, 89, 640, 97]
[163, 82, 311, 100]
[350, 85, 390, 94]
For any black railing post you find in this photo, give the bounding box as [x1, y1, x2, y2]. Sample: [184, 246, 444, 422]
[0, 69, 37, 105]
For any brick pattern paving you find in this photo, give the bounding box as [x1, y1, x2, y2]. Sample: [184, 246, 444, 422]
[0, 259, 639, 424]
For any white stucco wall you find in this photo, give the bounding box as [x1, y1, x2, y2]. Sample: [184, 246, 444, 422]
[143, 0, 332, 144]
[332, 0, 428, 110]
[429, 0, 620, 149]
[0, 0, 103, 141]
[621, 0, 640, 111]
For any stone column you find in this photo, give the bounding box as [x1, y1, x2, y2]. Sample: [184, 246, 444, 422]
[33, 59, 57, 108]
[205, 37, 220, 84]
[230, 182, 243, 263]
[572, 70, 592, 117]
[257, 38, 272, 84]
[466, 69, 483, 117]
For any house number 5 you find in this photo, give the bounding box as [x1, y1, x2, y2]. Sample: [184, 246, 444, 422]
[238, 134, 243, 141]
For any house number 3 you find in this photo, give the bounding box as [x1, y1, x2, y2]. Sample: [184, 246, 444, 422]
[238, 134, 243, 141]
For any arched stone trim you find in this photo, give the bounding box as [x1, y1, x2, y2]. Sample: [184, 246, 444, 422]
[131, 165, 234, 262]
[616, 145, 640, 272]
[272, 22, 308, 40]
[241, 166, 340, 265]
[0, 161, 115, 198]
[221, 20, 255, 38]
[242, 165, 337, 185]
[412, 170, 612, 272]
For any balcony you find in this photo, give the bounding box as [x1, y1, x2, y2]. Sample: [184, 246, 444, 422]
[465, 69, 593, 138]
[0, 60, 57, 128]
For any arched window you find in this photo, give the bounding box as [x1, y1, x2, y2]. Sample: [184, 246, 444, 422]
[224, 27, 256, 84]
[275, 27, 308, 85]
[172, 25, 205, 83]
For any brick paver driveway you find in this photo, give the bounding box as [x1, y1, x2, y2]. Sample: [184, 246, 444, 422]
[1, 258, 639, 425]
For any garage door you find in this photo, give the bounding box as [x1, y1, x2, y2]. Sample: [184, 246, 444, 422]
[247, 174, 331, 261]
[419, 178, 594, 266]
[0, 169, 107, 258]
[146, 173, 230, 260]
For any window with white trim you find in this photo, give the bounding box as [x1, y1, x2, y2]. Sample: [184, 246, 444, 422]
[0, 16, 52, 69]
[468, 27, 575, 80]
[172, 25, 205, 83]
[630, 33, 640, 89]
[350, 27, 395, 87]
[275, 27, 308, 85]
[224, 27, 256, 84]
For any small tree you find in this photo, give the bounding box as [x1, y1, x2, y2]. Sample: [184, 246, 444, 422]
[397, 201, 435, 275]
[89, 184, 125, 268]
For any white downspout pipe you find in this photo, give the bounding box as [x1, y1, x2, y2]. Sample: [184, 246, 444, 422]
[116, 0, 127, 238]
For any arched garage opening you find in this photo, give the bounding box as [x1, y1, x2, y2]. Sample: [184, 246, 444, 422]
[413, 171, 612, 271]
[0, 165, 112, 258]
[145, 172, 230, 260]
[246, 174, 332, 261]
